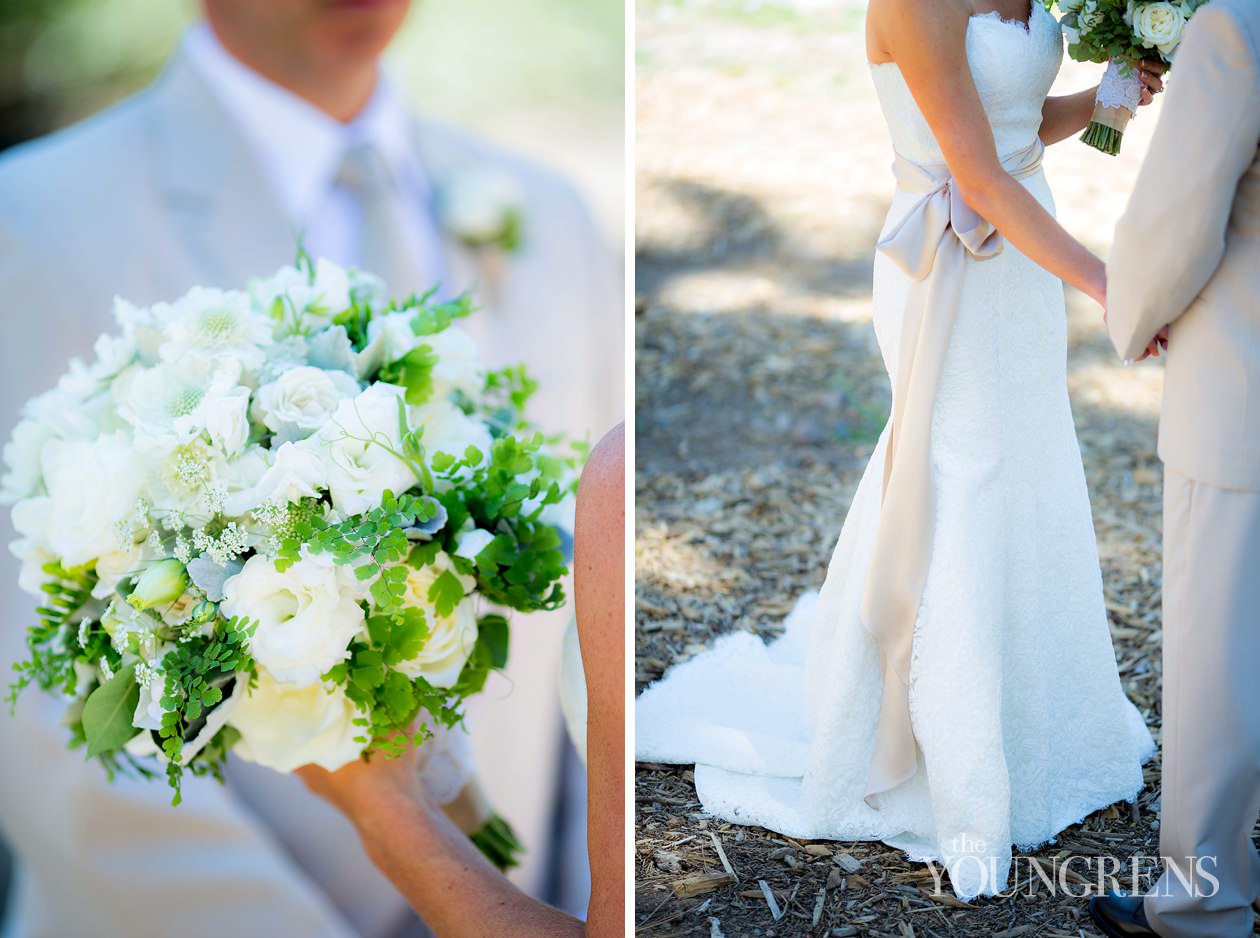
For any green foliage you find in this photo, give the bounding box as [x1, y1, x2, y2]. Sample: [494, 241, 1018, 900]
[405, 292, 475, 337]
[481, 364, 541, 434]
[451, 614, 510, 697]
[278, 491, 442, 616]
[8, 561, 99, 710]
[81, 664, 140, 758]
[156, 616, 255, 805]
[470, 813, 525, 871]
[434, 433, 578, 612]
[379, 343, 440, 405]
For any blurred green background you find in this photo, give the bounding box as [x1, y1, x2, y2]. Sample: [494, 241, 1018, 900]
[0, 0, 625, 238]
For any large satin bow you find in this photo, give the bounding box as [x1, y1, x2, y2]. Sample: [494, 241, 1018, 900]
[859, 139, 1046, 809]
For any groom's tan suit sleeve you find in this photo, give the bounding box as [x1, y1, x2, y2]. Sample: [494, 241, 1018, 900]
[1105, 3, 1260, 937]
[1106, 0, 1260, 492]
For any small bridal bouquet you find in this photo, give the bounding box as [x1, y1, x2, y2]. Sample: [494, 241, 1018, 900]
[1049, 0, 1207, 154]
[2, 255, 579, 866]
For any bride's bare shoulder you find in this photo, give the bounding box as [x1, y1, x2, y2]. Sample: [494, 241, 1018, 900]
[866, 0, 973, 64]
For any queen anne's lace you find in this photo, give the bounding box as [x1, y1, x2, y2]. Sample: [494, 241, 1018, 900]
[637, 5, 1155, 902]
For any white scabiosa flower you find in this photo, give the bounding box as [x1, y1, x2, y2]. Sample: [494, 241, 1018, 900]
[156, 287, 271, 369]
[230, 669, 363, 772]
[221, 552, 366, 686]
[116, 356, 249, 446]
[394, 551, 479, 688]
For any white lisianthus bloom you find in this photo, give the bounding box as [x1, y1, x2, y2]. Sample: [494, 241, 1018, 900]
[356, 312, 420, 378]
[409, 399, 493, 488]
[1, 419, 51, 503]
[394, 551, 478, 688]
[156, 287, 271, 369]
[231, 669, 363, 772]
[203, 385, 252, 455]
[1130, 0, 1186, 56]
[309, 383, 419, 516]
[9, 536, 57, 597]
[425, 327, 485, 400]
[250, 259, 353, 335]
[254, 366, 361, 443]
[10, 434, 143, 568]
[223, 441, 327, 516]
[221, 552, 366, 686]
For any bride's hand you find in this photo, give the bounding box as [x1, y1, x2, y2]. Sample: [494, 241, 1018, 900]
[1131, 58, 1166, 107]
[296, 736, 425, 823]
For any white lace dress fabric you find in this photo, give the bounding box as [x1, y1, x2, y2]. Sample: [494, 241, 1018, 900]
[636, 4, 1155, 900]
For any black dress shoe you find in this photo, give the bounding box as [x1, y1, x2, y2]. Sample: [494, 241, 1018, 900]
[1089, 891, 1159, 938]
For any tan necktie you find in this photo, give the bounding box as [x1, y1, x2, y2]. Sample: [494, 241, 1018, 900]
[861, 139, 1046, 809]
[335, 141, 428, 296]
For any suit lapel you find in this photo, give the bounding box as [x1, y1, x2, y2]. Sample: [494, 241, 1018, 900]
[148, 51, 296, 287]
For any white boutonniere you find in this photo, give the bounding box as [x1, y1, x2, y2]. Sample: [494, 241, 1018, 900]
[437, 168, 525, 255]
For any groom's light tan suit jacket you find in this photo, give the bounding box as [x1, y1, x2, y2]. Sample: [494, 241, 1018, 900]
[1106, 0, 1260, 493]
[0, 47, 621, 938]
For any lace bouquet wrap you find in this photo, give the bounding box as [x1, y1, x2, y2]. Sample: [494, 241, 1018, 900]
[1050, 0, 1207, 155]
[2, 255, 580, 869]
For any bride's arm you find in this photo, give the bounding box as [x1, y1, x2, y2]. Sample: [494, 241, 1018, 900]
[1039, 64, 1163, 146]
[1039, 87, 1099, 145]
[299, 755, 585, 937]
[572, 424, 627, 938]
[296, 426, 627, 938]
[877, 0, 1105, 303]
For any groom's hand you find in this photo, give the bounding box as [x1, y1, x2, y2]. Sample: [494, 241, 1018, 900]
[1131, 58, 1167, 107]
[1135, 325, 1171, 362]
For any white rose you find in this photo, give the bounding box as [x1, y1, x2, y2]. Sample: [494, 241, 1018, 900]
[254, 366, 361, 443]
[250, 260, 353, 334]
[221, 552, 367, 686]
[1078, 0, 1105, 32]
[424, 327, 485, 400]
[223, 441, 327, 516]
[12, 434, 142, 567]
[394, 551, 478, 688]
[409, 399, 492, 487]
[310, 383, 419, 516]
[231, 669, 363, 772]
[1131, 0, 1185, 55]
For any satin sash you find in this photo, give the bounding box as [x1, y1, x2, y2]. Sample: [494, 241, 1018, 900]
[860, 139, 1046, 808]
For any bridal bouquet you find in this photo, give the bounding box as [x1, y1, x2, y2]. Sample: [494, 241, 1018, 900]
[1050, 0, 1207, 154]
[2, 256, 577, 855]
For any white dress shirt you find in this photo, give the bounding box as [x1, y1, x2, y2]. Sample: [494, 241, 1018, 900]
[183, 22, 448, 282]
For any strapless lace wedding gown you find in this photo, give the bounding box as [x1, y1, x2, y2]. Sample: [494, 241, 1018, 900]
[636, 4, 1154, 899]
